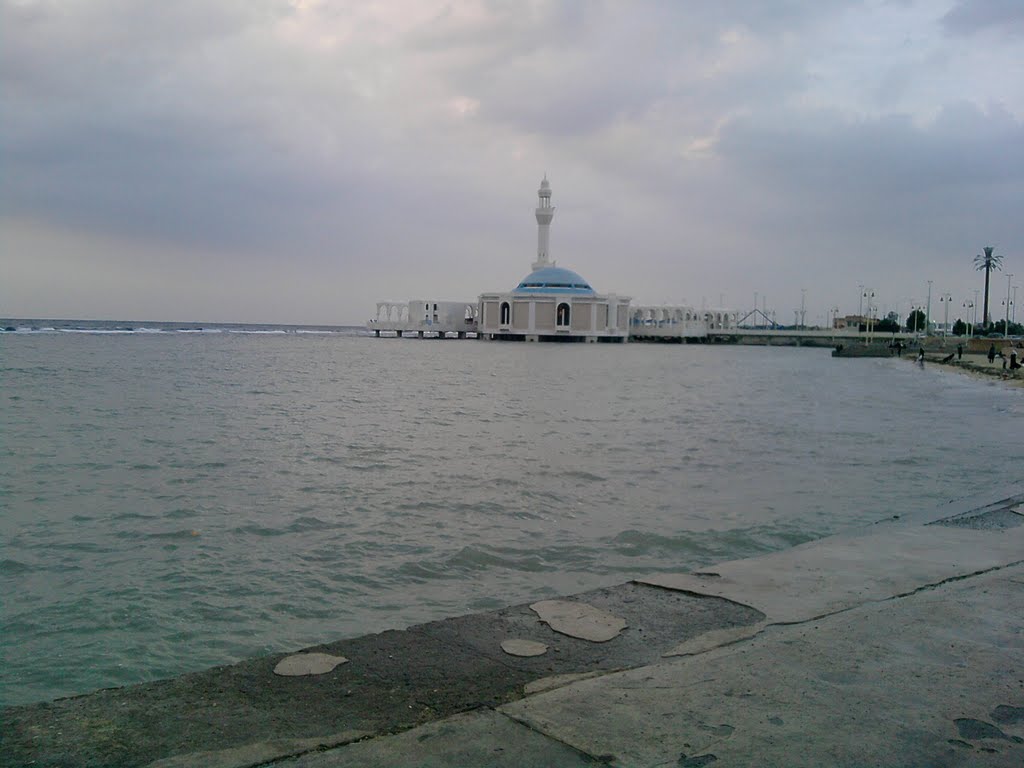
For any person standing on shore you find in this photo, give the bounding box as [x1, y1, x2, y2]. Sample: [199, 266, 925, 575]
[988, 344, 997, 364]
[957, 343, 963, 361]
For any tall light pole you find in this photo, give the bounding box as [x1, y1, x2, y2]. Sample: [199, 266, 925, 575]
[926, 280, 933, 337]
[1005, 273, 1014, 338]
[963, 300, 974, 338]
[800, 288, 807, 328]
[939, 292, 952, 337]
[862, 289, 875, 344]
[858, 284, 864, 318]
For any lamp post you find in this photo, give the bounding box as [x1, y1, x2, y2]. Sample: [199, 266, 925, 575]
[909, 304, 924, 336]
[939, 293, 952, 337]
[862, 289, 875, 344]
[963, 300, 974, 338]
[926, 280, 933, 336]
[1006, 274, 1014, 339]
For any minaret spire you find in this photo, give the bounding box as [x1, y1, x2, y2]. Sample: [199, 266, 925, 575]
[532, 175, 555, 271]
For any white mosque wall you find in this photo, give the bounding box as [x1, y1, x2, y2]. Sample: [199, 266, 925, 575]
[478, 293, 630, 342]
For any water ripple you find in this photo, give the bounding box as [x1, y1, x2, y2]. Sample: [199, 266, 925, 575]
[1, 335, 1020, 706]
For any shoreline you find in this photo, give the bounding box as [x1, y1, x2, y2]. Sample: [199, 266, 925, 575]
[911, 348, 1023, 387]
[4, 487, 1023, 767]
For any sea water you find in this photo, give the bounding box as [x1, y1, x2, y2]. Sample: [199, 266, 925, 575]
[2, 322, 1021, 705]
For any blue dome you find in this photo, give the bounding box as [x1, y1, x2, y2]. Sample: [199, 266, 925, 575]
[513, 266, 596, 295]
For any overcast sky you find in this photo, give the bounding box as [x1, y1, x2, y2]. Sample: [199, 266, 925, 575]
[2, 0, 1022, 325]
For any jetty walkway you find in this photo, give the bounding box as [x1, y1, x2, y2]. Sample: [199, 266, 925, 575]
[3, 487, 1023, 767]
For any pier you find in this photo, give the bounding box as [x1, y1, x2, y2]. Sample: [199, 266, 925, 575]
[368, 301, 917, 347]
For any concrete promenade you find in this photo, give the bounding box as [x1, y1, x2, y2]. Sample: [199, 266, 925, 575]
[3, 488, 1023, 767]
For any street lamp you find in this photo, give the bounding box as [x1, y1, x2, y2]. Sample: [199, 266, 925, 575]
[962, 300, 975, 338]
[939, 293, 952, 337]
[1005, 274, 1015, 339]
[862, 289, 875, 344]
[926, 280, 933, 336]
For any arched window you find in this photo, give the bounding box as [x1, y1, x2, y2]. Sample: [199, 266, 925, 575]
[556, 302, 571, 327]
[500, 302, 511, 325]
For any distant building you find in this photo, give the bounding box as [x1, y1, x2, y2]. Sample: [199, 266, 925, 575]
[477, 177, 630, 342]
[369, 176, 736, 343]
[834, 314, 868, 330]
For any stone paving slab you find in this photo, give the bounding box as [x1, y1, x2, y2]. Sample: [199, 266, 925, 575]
[414, 581, 764, 673]
[638, 524, 1024, 624]
[276, 709, 603, 767]
[502, 563, 1024, 767]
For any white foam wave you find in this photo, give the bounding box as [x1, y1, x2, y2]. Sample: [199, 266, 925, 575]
[59, 328, 137, 334]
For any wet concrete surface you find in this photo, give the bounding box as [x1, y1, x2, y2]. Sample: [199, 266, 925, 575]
[1, 584, 762, 767]
[930, 497, 1024, 530]
[5, 490, 1021, 768]
[502, 563, 1024, 767]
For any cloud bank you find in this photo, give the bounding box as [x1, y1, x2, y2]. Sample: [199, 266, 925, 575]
[2, 0, 1022, 324]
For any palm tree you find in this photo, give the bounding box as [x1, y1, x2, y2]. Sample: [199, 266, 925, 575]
[974, 246, 1003, 328]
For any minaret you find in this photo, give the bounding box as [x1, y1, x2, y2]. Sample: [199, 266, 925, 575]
[532, 175, 555, 271]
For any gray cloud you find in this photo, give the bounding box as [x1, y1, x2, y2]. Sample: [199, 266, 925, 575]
[1, 0, 1022, 324]
[942, 0, 1024, 36]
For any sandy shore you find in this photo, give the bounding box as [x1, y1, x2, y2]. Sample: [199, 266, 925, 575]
[913, 349, 1024, 387]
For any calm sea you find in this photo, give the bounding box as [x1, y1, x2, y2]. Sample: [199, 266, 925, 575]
[2, 320, 1021, 706]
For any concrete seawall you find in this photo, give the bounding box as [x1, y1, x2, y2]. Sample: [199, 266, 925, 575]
[3, 487, 1023, 767]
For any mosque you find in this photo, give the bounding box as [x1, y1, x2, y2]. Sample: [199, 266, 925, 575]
[477, 176, 630, 342]
[368, 177, 737, 341]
